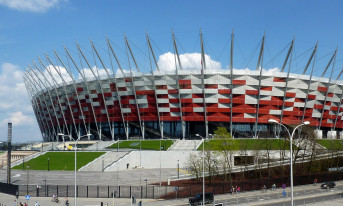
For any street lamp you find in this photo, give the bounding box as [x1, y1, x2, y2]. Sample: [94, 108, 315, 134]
[268, 119, 310, 206]
[26, 166, 30, 195]
[177, 160, 179, 179]
[58, 132, 91, 206]
[144, 179, 148, 198]
[43, 179, 46, 196]
[196, 134, 205, 205]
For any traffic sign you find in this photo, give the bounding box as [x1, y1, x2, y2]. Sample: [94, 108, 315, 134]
[25, 195, 30, 200]
[282, 183, 286, 189]
[174, 186, 178, 191]
[282, 190, 286, 197]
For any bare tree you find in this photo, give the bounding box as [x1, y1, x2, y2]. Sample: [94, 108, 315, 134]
[213, 127, 237, 185]
[187, 153, 202, 182]
[204, 151, 219, 183]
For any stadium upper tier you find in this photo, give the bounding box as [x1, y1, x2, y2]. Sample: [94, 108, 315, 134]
[24, 68, 343, 141]
[23, 33, 343, 142]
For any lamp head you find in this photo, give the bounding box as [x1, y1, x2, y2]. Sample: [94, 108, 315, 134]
[195, 134, 200, 137]
[303, 121, 310, 125]
[57, 133, 64, 136]
[268, 119, 279, 124]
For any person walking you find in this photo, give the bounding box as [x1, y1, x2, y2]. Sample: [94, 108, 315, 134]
[35, 201, 39, 206]
[65, 197, 69, 206]
[237, 186, 241, 194]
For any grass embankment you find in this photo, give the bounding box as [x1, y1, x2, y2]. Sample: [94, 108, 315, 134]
[12, 151, 105, 171]
[199, 139, 291, 151]
[108, 140, 174, 151]
[317, 139, 343, 150]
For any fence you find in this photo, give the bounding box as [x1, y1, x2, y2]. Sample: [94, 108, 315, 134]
[18, 184, 175, 199]
[17, 171, 343, 199]
[0, 182, 18, 196]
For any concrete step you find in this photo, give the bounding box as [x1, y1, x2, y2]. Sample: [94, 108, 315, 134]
[79, 151, 130, 172]
[168, 140, 202, 151]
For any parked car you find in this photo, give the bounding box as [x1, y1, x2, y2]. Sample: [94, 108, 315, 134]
[189, 193, 214, 205]
[320, 181, 335, 189]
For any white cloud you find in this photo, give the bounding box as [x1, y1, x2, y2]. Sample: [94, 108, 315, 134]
[157, 52, 222, 71]
[79, 66, 112, 80]
[0, 0, 67, 13]
[1, 111, 34, 126]
[0, 63, 41, 142]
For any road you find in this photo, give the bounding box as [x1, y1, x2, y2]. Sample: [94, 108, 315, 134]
[0, 180, 343, 206]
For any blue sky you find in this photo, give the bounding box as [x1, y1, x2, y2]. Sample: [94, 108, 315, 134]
[1, 0, 343, 142]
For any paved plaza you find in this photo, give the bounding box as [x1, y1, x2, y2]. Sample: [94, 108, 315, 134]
[0, 168, 178, 187]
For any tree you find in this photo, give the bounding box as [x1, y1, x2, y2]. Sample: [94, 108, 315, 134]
[212, 127, 237, 185]
[187, 153, 202, 182]
[204, 150, 219, 183]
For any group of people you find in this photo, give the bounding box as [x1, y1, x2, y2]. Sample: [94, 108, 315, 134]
[13, 200, 35, 206]
[230, 185, 241, 194]
[261, 183, 277, 192]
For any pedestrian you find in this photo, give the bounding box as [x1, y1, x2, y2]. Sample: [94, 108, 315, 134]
[235, 186, 238, 194]
[65, 197, 69, 206]
[314, 178, 318, 186]
[237, 186, 240, 194]
[232, 186, 235, 195]
[35, 201, 39, 206]
[24, 202, 27, 206]
[13, 200, 17, 206]
[272, 183, 276, 191]
[19, 202, 23, 206]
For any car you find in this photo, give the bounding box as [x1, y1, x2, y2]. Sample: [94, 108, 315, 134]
[189, 193, 214, 206]
[320, 181, 335, 189]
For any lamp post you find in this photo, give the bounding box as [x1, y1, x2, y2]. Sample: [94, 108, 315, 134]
[43, 179, 46, 196]
[196, 134, 205, 205]
[177, 160, 179, 179]
[144, 179, 148, 198]
[26, 165, 30, 195]
[268, 119, 310, 206]
[58, 133, 91, 206]
[48, 157, 50, 171]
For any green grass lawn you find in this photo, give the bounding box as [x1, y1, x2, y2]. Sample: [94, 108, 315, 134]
[12, 151, 105, 171]
[199, 139, 291, 151]
[108, 140, 174, 151]
[317, 139, 343, 150]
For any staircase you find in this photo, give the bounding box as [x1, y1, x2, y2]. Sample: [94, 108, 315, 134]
[85, 140, 115, 150]
[79, 151, 130, 172]
[168, 140, 202, 151]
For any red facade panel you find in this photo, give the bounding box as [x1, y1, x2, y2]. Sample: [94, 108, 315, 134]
[232, 80, 246, 85]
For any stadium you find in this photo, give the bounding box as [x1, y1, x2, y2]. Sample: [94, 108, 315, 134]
[23, 33, 343, 142]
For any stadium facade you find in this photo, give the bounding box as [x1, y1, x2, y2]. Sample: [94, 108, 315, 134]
[23, 33, 343, 142]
